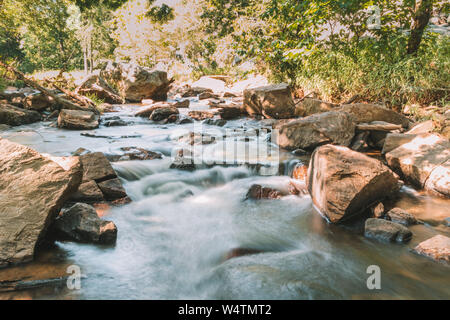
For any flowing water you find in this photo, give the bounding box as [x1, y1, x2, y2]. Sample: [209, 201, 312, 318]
[0, 101, 449, 300]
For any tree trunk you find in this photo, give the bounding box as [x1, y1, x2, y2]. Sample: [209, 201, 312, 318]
[407, 0, 433, 55]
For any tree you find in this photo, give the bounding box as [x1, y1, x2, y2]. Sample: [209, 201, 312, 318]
[407, 0, 433, 55]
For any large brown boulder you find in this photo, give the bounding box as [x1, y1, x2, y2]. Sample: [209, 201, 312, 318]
[0, 139, 82, 267]
[413, 235, 450, 264]
[75, 74, 123, 104]
[79, 152, 117, 183]
[385, 134, 450, 197]
[101, 61, 171, 102]
[295, 98, 337, 117]
[24, 93, 54, 111]
[0, 103, 41, 126]
[337, 104, 411, 128]
[276, 111, 355, 150]
[307, 145, 399, 223]
[57, 109, 99, 130]
[243, 83, 296, 119]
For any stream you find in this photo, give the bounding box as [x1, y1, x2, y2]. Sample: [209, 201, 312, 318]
[0, 100, 449, 300]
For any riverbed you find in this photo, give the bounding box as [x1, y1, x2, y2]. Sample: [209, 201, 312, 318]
[0, 101, 449, 300]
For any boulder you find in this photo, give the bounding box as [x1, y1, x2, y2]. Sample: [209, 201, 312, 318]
[0, 139, 82, 266]
[75, 74, 123, 104]
[24, 93, 54, 111]
[385, 134, 450, 196]
[173, 99, 190, 108]
[134, 103, 171, 118]
[386, 208, 418, 226]
[70, 180, 104, 202]
[181, 87, 213, 98]
[191, 76, 225, 93]
[101, 61, 171, 102]
[199, 92, 220, 100]
[203, 118, 227, 127]
[307, 145, 399, 223]
[381, 133, 418, 154]
[97, 178, 127, 201]
[364, 218, 412, 243]
[406, 120, 434, 134]
[0, 103, 41, 126]
[50, 203, 117, 245]
[188, 110, 216, 121]
[337, 104, 411, 128]
[276, 111, 355, 150]
[150, 106, 179, 122]
[413, 235, 450, 264]
[57, 109, 99, 130]
[107, 147, 162, 161]
[218, 105, 242, 120]
[296, 98, 337, 117]
[245, 185, 283, 200]
[243, 83, 296, 119]
[79, 152, 117, 183]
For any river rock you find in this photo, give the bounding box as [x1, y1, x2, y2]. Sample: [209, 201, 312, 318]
[0, 103, 41, 126]
[243, 83, 296, 119]
[406, 120, 434, 134]
[97, 178, 127, 201]
[173, 99, 190, 108]
[114, 147, 162, 161]
[57, 109, 99, 130]
[75, 74, 123, 104]
[371, 202, 385, 218]
[203, 118, 227, 127]
[24, 93, 54, 111]
[150, 106, 179, 122]
[101, 61, 171, 102]
[134, 103, 170, 118]
[337, 104, 411, 128]
[199, 92, 220, 100]
[245, 184, 283, 200]
[307, 145, 399, 223]
[192, 76, 225, 93]
[218, 105, 242, 120]
[381, 133, 418, 154]
[276, 111, 355, 150]
[70, 180, 104, 202]
[181, 87, 213, 98]
[386, 208, 418, 226]
[296, 98, 337, 117]
[385, 134, 450, 197]
[0, 139, 82, 266]
[413, 235, 450, 264]
[79, 152, 117, 182]
[50, 203, 117, 245]
[188, 110, 216, 121]
[364, 218, 412, 243]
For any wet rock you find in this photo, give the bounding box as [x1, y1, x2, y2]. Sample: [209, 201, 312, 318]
[277, 111, 355, 150]
[97, 178, 127, 201]
[188, 110, 216, 121]
[75, 74, 122, 104]
[443, 218, 450, 227]
[307, 145, 399, 223]
[79, 152, 117, 182]
[203, 118, 227, 127]
[0, 103, 41, 126]
[176, 116, 194, 124]
[371, 202, 385, 218]
[117, 147, 162, 161]
[71, 180, 104, 202]
[223, 92, 238, 98]
[224, 248, 262, 261]
[245, 184, 283, 200]
[199, 92, 220, 100]
[150, 106, 179, 122]
[288, 180, 308, 196]
[50, 203, 117, 245]
[111, 196, 132, 206]
[0, 139, 82, 266]
[173, 99, 190, 108]
[381, 133, 418, 154]
[385, 134, 450, 197]
[337, 103, 411, 128]
[291, 163, 308, 180]
[218, 105, 242, 120]
[57, 109, 99, 130]
[292, 149, 307, 156]
[0, 124, 10, 131]
[24, 93, 54, 111]
[178, 132, 216, 145]
[386, 208, 418, 226]
[135, 103, 171, 118]
[364, 218, 412, 243]
[101, 61, 171, 102]
[296, 98, 337, 117]
[181, 87, 213, 98]
[413, 235, 450, 264]
[243, 83, 296, 119]
[104, 119, 128, 127]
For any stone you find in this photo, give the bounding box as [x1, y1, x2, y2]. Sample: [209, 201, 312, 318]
[0, 139, 82, 266]
[350, 132, 370, 152]
[385, 134, 450, 194]
[245, 184, 283, 200]
[381, 133, 418, 154]
[296, 98, 337, 117]
[199, 92, 220, 100]
[406, 120, 434, 134]
[413, 235, 450, 264]
[79, 152, 117, 182]
[181, 87, 213, 97]
[191, 76, 225, 93]
[203, 118, 227, 127]
[117, 147, 162, 161]
[150, 106, 179, 122]
[218, 105, 242, 120]
[386, 208, 418, 226]
[337, 104, 411, 128]
[0, 103, 41, 126]
[307, 145, 399, 223]
[188, 110, 216, 121]
[371, 202, 385, 218]
[57, 109, 99, 130]
[70, 180, 104, 202]
[364, 218, 412, 243]
[97, 178, 127, 201]
[134, 103, 171, 118]
[243, 83, 296, 119]
[173, 99, 190, 108]
[277, 111, 356, 150]
[50, 203, 117, 245]
[24, 93, 54, 111]
[75, 74, 123, 104]
[356, 122, 402, 131]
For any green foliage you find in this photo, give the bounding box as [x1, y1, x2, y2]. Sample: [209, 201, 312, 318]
[146, 3, 175, 24]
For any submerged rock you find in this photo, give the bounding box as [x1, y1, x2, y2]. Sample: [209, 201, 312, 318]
[57, 109, 99, 130]
[307, 145, 399, 223]
[413, 235, 450, 264]
[97, 178, 128, 201]
[243, 83, 296, 119]
[277, 111, 355, 150]
[0, 139, 82, 266]
[0, 103, 41, 126]
[50, 203, 117, 245]
[386, 208, 418, 226]
[364, 218, 412, 243]
[245, 184, 283, 200]
[150, 106, 179, 122]
[188, 110, 216, 121]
